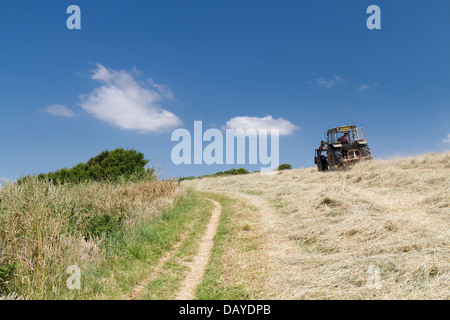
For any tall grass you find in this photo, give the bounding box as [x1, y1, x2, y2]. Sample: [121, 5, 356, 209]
[0, 177, 181, 299]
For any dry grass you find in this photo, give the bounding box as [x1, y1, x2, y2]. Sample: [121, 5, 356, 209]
[183, 152, 450, 299]
[195, 194, 268, 300]
[0, 178, 181, 299]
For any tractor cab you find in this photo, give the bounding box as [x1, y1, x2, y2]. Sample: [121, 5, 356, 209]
[327, 126, 368, 146]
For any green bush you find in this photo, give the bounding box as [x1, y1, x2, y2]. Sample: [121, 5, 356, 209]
[35, 148, 155, 185]
[178, 176, 196, 182]
[0, 262, 17, 294]
[276, 164, 292, 171]
[179, 168, 250, 181]
[224, 168, 249, 175]
[211, 168, 249, 177]
[85, 213, 125, 239]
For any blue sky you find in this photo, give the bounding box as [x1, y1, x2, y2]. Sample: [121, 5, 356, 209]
[1, 0, 449, 180]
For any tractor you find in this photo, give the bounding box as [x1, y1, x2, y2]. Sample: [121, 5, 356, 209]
[314, 125, 372, 171]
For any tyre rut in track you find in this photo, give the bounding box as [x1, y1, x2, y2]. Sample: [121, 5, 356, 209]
[175, 199, 222, 300]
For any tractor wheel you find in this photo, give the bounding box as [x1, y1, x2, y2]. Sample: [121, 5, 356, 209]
[320, 155, 329, 171]
[333, 149, 343, 165]
[359, 144, 371, 157]
[317, 160, 323, 171]
[327, 148, 342, 169]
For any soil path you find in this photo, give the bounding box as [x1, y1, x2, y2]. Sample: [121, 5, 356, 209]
[175, 199, 222, 300]
[124, 227, 192, 300]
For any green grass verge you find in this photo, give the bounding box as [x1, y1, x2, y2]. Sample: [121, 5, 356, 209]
[81, 190, 212, 299]
[194, 193, 252, 300]
[142, 193, 214, 299]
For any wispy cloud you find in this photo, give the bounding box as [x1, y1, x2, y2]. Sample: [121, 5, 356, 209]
[44, 104, 76, 117]
[443, 133, 450, 144]
[225, 115, 299, 136]
[310, 76, 343, 89]
[358, 82, 378, 92]
[78, 64, 182, 133]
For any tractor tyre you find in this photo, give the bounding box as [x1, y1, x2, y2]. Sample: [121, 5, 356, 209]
[333, 149, 343, 165]
[327, 148, 342, 169]
[317, 159, 323, 172]
[360, 144, 371, 157]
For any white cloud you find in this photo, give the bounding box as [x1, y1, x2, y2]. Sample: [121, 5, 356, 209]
[225, 115, 298, 136]
[44, 104, 76, 117]
[443, 133, 450, 144]
[358, 82, 378, 92]
[78, 64, 182, 133]
[358, 84, 371, 92]
[311, 76, 343, 89]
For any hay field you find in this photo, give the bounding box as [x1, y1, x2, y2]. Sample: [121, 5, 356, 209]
[183, 152, 449, 299]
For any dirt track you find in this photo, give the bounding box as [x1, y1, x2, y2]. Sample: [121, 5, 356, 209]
[125, 198, 222, 300]
[175, 199, 222, 300]
[125, 226, 192, 300]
